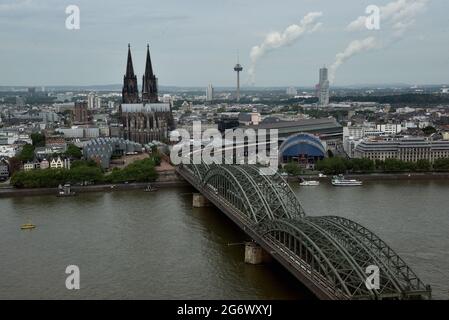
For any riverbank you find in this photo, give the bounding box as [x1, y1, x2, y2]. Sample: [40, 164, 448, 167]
[0, 180, 189, 198]
[2, 171, 449, 198]
[290, 172, 449, 182]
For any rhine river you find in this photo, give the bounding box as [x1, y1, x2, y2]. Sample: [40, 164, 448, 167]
[0, 180, 448, 300]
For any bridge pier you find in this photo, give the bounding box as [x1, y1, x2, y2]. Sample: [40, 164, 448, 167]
[244, 242, 272, 265]
[192, 193, 211, 208]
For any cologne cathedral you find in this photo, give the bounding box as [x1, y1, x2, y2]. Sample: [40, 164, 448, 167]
[120, 44, 173, 144]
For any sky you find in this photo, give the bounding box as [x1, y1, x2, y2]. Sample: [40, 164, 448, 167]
[0, 0, 448, 87]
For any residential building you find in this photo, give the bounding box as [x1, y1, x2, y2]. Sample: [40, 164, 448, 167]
[23, 162, 39, 171]
[0, 159, 9, 180]
[50, 157, 71, 169]
[88, 93, 96, 110]
[206, 84, 214, 102]
[0, 145, 22, 158]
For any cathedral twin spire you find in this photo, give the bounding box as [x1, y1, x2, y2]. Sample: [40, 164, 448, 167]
[122, 44, 158, 104]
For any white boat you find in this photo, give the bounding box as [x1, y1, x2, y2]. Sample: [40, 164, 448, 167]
[300, 180, 320, 186]
[332, 175, 363, 187]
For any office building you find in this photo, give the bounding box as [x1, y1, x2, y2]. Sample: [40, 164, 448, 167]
[317, 66, 330, 107]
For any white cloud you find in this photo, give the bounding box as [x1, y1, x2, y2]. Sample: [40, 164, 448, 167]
[248, 11, 323, 84]
[347, 0, 429, 35]
[329, 37, 379, 83]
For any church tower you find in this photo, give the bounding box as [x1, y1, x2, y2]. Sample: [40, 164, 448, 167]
[122, 44, 139, 103]
[142, 44, 159, 103]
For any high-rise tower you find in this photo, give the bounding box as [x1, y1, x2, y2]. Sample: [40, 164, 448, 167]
[234, 57, 243, 103]
[318, 66, 330, 107]
[206, 84, 214, 102]
[142, 44, 158, 103]
[122, 44, 139, 103]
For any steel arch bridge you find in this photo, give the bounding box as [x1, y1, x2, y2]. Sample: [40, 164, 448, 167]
[177, 163, 431, 300]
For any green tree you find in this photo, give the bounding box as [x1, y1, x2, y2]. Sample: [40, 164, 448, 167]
[316, 157, 347, 175]
[283, 162, 302, 176]
[65, 144, 82, 159]
[31, 132, 46, 147]
[104, 158, 158, 183]
[416, 159, 431, 171]
[10, 165, 104, 188]
[349, 158, 375, 173]
[433, 158, 449, 171]
[7, 157, 22, 175]
[422, 126, 437, 136]
[17, 144, 35, 162]
[71, 159, 99, 169]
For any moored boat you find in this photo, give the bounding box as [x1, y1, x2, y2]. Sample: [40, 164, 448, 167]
[299, 177, 320, 186]
[332, 175, 363, 187]
[57, 183, 76, 197]
[299, 180, 320, 186]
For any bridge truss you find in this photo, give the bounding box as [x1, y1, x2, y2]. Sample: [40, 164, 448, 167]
[178, 163, 432, 300]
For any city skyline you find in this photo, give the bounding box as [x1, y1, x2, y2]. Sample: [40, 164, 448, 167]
[0, 0, 448, 87]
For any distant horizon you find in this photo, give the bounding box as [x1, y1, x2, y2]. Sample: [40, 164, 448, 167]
[1, 0, 448, 87]
[1, 83, 449, 91]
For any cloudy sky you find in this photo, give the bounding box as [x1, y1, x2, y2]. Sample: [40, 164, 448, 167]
[0, 0, 447, 87]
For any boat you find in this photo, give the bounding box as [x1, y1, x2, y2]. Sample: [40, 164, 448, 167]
[299, 177, 320, 186]
[21, 223, 36, 230]
[144, 184, 158, 192]
[299, 180, 320, 186]
[332, 175, 363, 187]
[57, 183, 76, 197]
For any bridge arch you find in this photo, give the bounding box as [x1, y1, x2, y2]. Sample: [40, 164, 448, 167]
[176, 160, 431, 300]
[203, 165, 274, 224]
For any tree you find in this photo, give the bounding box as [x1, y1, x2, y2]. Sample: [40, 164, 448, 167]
[422, 126, 437, 136]
[71, 159, 99, 169]
[65, 144, 82, 159]
[349, 158, 375, 173]
[316, 157, 347, 175]
[7, 157, 22, 175]
[10, 165, 104, 188]
[31, 132, 46, 147]
[283, 162, 302, 176]
[17, 144, 35, 162]
[416, 159, 431, 171]
[104, 158, 158, 183]
[433, 158, 449, 171]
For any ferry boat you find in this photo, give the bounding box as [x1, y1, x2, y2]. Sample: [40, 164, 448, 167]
[332, 175, 363, 187]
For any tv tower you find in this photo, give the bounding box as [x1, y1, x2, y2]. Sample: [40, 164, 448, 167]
[234, 55, 243, 103]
